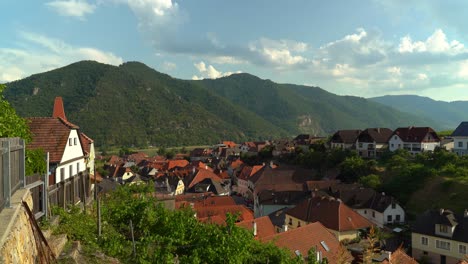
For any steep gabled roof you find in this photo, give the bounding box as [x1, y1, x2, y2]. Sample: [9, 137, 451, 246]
[236, 216, 276, 239]
[357, 128, 393, 143]
[287, 196, 373, 232]
[392, 126, 440, 143]
[167, 159, 189, 171]
[187, 168, 223, 189]
[262, 222, 344, 262]
[27, 117, 81, 163]
[79, 132, 93, 156]
[331, 130, 362, 144]
[381, 247, 418, 264]
[452, 122, 468, 137]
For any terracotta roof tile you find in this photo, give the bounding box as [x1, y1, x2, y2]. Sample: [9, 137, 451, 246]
[331, 130, 362, 144]
[176, 196, 236, 209]
[287, 196, 373, 232]
[27, 117, 81, 163]
[262, 222, 344, 262]
[195, 205, 254, 222]
[188, 168, 223, 189]
[236, 216, 276, 239]
[167, 159, 189, 170]
[357, 128, 393, 143]
[79, 132, 93, 155]
[381, 247, 418, 264]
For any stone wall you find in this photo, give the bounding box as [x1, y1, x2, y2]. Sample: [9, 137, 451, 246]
[0, 189, 39, 264]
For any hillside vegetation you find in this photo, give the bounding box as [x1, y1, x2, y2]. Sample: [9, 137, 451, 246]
[5, 60, 436, 147]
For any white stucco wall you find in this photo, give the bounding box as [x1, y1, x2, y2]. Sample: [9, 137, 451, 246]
[55, 130, 85, 183]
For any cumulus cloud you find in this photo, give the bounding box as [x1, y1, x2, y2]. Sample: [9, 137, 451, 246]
[0, 32, 122, 82]
[398, 29, 464, 54]
[45, 0, 96, 18]
[248, 38, 309, 68]
[192, 61, 241, 80]
[162, 61, 176, 71]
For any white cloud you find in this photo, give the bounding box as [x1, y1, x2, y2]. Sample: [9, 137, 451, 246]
[249, 38, 308, 67]
[387, 66, 402, 76]
[398, 29, 464, 54]
[0, 32, 123, 82]
[46, 0, 96, 19]
[457, 60, 468, 79]
[417, 73, 428, 80]
[192, 61, 241, 80]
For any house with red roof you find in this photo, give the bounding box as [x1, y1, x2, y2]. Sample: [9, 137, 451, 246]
[262, 222, 349, 263]
[330, 129, 362, 150]
[27, 97, 90, 186]
[356, 128, 393, 158]
[388, 126, 440, 154]
[285, 196, 373, 241]
[234, 164, 264, 198]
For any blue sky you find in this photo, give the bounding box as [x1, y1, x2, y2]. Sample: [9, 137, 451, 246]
[2, 0, 468, 101]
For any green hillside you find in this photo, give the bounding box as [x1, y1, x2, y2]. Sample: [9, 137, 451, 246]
[370, 95, 468, 129]
[3, 60, 438, 147]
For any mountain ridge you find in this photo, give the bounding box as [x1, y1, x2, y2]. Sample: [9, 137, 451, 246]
[4, 60, 440, 147]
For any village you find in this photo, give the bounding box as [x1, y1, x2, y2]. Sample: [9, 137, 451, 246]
[1, 96, 466, 264]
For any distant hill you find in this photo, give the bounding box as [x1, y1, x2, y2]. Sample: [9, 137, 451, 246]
[3, 60, 437, 147]
[370, 95, 468, 130]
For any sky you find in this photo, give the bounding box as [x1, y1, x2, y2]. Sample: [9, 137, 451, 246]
[2, 0, 468, 101]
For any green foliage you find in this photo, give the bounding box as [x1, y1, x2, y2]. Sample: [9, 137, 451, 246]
[0, 84, 32, 141]
[25, 148, 46, 176]
[339, 156, 376, 183]
[359, 174, 381, 189]
[4, 61, 433, 147]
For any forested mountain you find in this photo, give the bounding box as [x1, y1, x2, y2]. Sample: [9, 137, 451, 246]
[3, 60, 437, 147]
[370, 95, 468, 130]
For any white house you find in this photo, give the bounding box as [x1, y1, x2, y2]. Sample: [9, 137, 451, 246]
[356, 128, 393, 158]
[388, 126, 440, 154]
[451, 122, 468, 156]
[27, 97, 87, 185]
[330, 130, 362, 150]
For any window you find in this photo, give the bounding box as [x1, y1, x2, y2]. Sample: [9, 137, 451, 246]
[396, 215, 401, 222]
[391, 143, 394, 148]
[394, 136, 397, 140]
[69, 165, 73, 178]
[69, 138, 72, 146]
[387, 215, 392, 222]
[297, 221, 301, 228]
[364, 210, 367, 214]
[460, 244, 467, 254]
[391, 202, 396, 209]
[358, 143, 363, 148]
[77, 163, 80, 174]
[421, 237, 428, 246]
[439, 225, 449, 233]
[372, 211, 375, 218]
[459, 141, 463, 148]
[288, 218, 292, 225]
[436, 240, 450, 250]
[74, 137, 77, 145]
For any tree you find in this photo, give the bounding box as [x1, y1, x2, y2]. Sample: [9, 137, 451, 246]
[0, 84, 31, 140]
[359, 174, 381, 189]
[363, 226, 379, 264]
[334, 244, 353, 264]
[0, 84, 45, 175]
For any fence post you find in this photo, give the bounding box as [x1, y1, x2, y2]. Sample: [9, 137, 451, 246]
[44, 152, 49, 220]
[20, 139, 25, 188]
[2, 140, 11, 208]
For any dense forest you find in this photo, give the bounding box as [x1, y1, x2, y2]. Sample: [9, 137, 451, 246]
[4, 60, 437, 147]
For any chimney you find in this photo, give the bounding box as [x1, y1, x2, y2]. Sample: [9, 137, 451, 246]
[282, 224, 288, 232]
[52, 97, 67, 121]
[253, 221, 257, 236]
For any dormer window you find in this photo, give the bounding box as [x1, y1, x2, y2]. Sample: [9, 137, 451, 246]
[439, 225, 448, 233]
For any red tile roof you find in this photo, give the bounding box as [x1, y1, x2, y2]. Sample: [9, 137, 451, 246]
[262, 222, 344, 262]
[195, 205, 254, 222]
[381, 247, 418, 264]
[167, 159, 189, 170]
[27, 117, 81, 163]
[188, 168, 223, 189]
[199, 215, 226, 225]
[223, 141, 237, 148]
[393, 126, 440, 143]
[176, 196, 236, 209]
[287, 196, 373, 232]
[229, 159, 244, 170]
[79, 132, 93, 155]
[236, 216, 276, 239]
[331, 130, 362, 144]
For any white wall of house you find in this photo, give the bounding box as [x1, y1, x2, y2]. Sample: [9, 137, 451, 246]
[389, 135, 439, 154]
[56, 130, 86, 183]
[356, 208, 384, 227]
[236, 179, 250, 198]
[175, 180, 185, 195]
[388, 135, 404, 152]
[452, 136, 468, 156]
[383, 204, 405, 224]
[86, 142, 95, 174]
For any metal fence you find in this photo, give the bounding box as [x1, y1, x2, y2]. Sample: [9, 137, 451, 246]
[0, 138, 26, 211]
